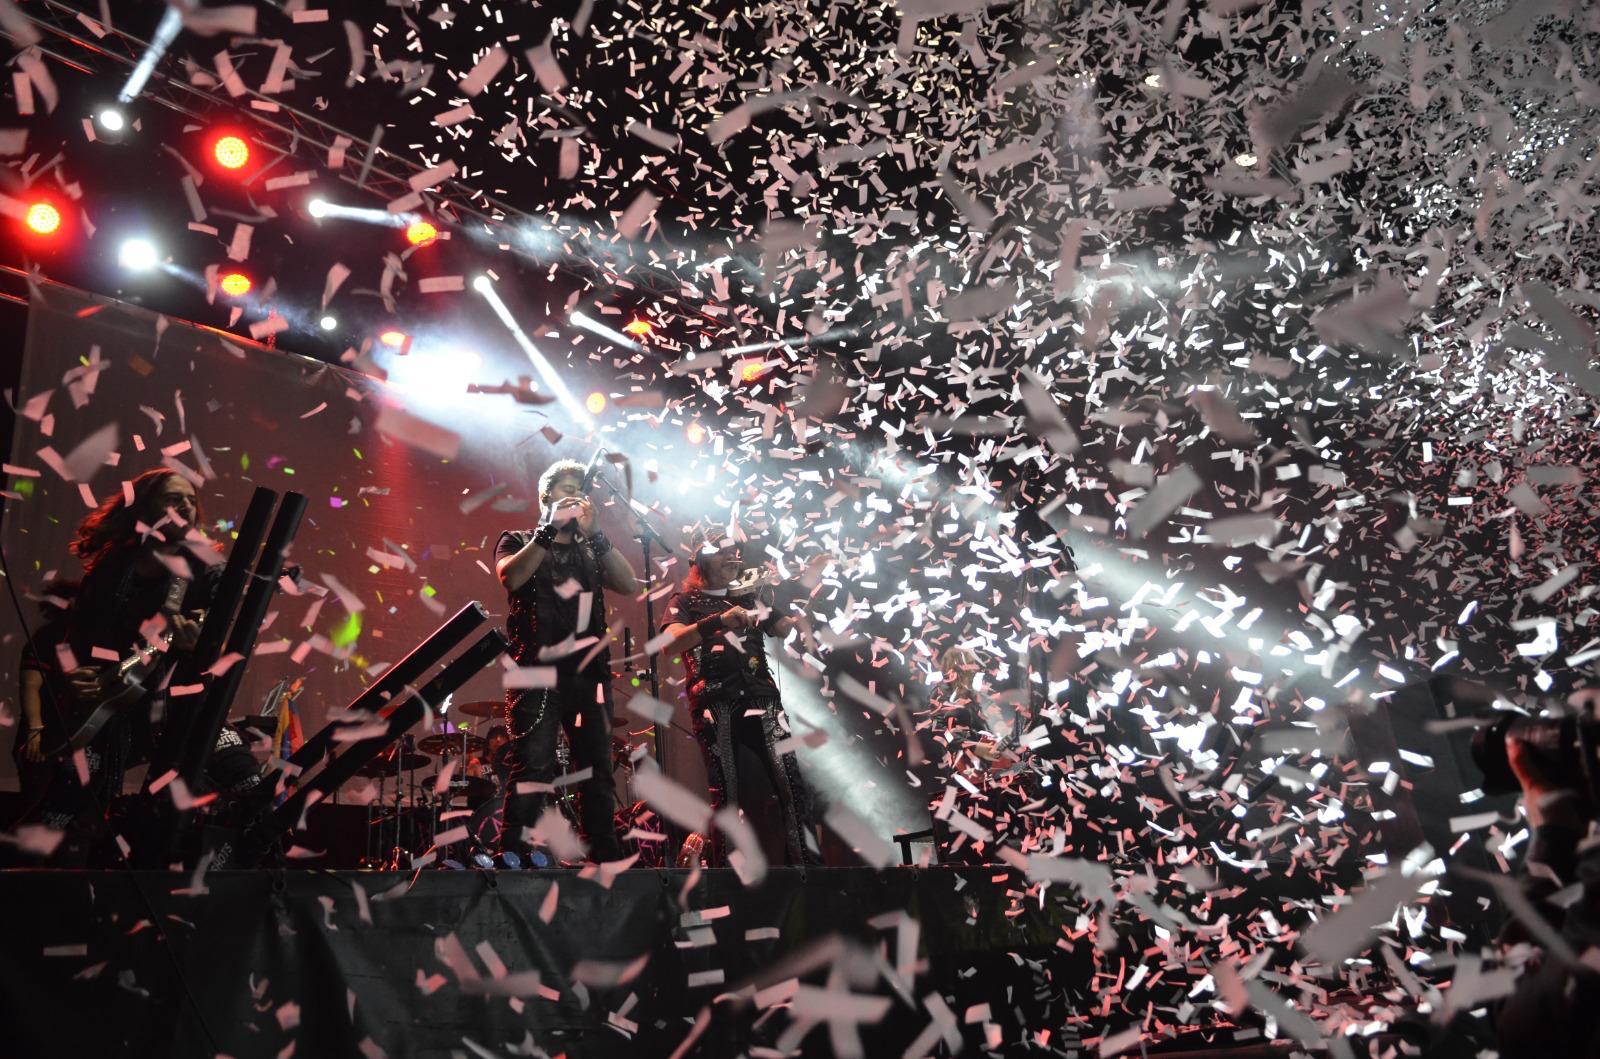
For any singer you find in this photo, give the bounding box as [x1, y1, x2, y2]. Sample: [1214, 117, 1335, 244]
[659, 530, 823, 867]
[494, 457, 638, 864]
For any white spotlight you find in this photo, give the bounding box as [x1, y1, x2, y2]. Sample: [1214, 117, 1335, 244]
[1234, 152, 1259, 168]
[97, 108, 125, 133]
[473, 279, 594, 427]
[570, 310, 643, 351]
[319, 315, 338, 331]
[118, 238, 158, 272]
[308, 198, 330, 219]
[117, 7, 183, 104]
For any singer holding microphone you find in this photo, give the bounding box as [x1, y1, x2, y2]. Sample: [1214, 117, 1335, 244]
[494, 456, 638, 864]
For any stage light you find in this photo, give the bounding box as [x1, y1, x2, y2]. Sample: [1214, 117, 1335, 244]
[118, 6, 182, 105]
[737, 359, 768, 384]
[219, 271, 252, 297]
[386, 348, 481, 394]
[96, 107, 125, 133]
[1143, 72, 1163, 87]
[405, 220, 439, 247]
[118, 238, 158, 272]
[585, 391, 608, 416]
[686, 421, 707, 445]
[379, 329, 408, 348]
[474, 278, 594, 427]
[1234, 152, 1258, 167]
[308, 198, 330, 218]
[320, 315, 338, 331]
[623, 318, 654, 338]
[570, 310, 644, 351]
[23, 201, 61, 236]
[211, 133, 250, 171]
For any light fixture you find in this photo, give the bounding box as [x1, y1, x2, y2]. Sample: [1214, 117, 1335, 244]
[96, 107, 125, 133]
[472, 275, 493, 292]
[220, 271, 252, 297]
[379, 329, 409, 348]
[686, 422, 707, 445]
[405, 220, 439, 247]
[319, 315, 338, 331]
[623, 318, 654, 338]
[585, 392, 608, 416]
[1143, 73, 1163, 87]
[23, 201, 61, 236]
[118, 238, 158, 272]
[211, 133, 250, 171]
[308, 198, 330, 218]
[1234, 152, 1258, 167]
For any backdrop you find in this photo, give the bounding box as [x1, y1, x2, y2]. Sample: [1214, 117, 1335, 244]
[0, 280, 717, 805]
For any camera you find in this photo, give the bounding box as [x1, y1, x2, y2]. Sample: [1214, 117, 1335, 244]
[1471, 713, 1600, 797]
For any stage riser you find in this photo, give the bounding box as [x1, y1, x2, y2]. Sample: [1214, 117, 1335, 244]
[1, 867, 1086, 1058]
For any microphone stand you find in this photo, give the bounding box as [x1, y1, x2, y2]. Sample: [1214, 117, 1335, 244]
[590, 467, 680, 861]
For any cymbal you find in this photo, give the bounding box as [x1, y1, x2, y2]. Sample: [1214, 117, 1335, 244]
[452, 700, 502, 718]
[354, 748, 432, 776]
[417, 733, 487, 756]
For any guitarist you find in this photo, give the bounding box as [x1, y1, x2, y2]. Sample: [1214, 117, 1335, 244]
[658, 530, 824, 867]
[38, 469, 218, 862]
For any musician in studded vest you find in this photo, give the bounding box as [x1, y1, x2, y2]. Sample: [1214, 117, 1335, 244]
[659, 531, 823, 867]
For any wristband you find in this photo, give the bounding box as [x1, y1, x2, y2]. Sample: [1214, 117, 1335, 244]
[694, 614, 725, 639]
[586, 531, 613, 560]
[532, 523, 558, 548]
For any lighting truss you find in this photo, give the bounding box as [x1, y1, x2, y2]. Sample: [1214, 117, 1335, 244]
[7, 0, 701, 304]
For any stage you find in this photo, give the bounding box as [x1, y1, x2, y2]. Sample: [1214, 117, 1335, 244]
[2, 865, 1134, 1059]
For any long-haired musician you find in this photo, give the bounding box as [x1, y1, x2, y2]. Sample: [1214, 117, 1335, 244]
[659, 530, 823, 866]
[37, 468, 219, 861]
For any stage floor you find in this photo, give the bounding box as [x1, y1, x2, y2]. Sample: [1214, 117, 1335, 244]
[2, 865, 1148, 1059]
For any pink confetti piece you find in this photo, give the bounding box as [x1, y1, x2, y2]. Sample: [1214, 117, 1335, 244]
[457, 45, 507, 96]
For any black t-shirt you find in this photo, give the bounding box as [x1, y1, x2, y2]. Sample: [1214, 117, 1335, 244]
[661, 588, 778, 702]
[495, 529, 611, 679]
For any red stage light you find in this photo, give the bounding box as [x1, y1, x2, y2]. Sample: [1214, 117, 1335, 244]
[737, 359, 768, 384]
[686, 421, 707, 445]
[585, 392, 608, 416]
[623, 319, 654, 338]
[405, 220, 439, 247]
[23, 201, 61, 236]
[212, 134, 250, 171]
[379, 329, 409, 348]
[219, 272, 252, 297]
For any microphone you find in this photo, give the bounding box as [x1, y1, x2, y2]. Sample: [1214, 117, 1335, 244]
[580, 447, 608, 493]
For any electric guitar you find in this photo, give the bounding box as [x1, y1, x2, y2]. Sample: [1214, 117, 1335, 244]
[54, 575, 196, 753]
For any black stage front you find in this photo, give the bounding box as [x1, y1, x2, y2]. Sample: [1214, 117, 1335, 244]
[2, 866, 1175, 1059]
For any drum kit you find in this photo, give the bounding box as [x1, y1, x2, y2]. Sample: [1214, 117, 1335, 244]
[355, 694, 662, 869]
